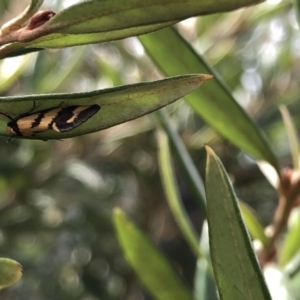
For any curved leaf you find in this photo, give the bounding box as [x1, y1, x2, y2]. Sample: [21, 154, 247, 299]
[279, 105, 300, 169]
[156, 109, 206, 211]
[239, 201, 269, 247]
[0, 22, 175, 59]
[139, 27, 280, 173]
[157, 128, 205, 259]
[0, 74, 212, 140]
[194, 223, 218, 300]
[205, 146, 272, 300]
[1, 0, 263, 58]
[279, 209, 300, 268]
[113, 208, 193, 300]
[48, 0, 263, 35]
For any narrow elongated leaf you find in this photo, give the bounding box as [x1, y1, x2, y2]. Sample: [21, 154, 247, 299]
[156, 109, 206, 211]
[139, 27, 280, 174]
[194, 257, 218, 300]
[48, 0, 263, 35]
[113, 208, 193, 300]
[257, 161, 280, 189]
[0, 22, 176, 59]
[0, 0, 263, 58]
[239, 201, 269, 247]
[32, 22, 175, 48]
[194, 223, 218, 300]
[279, 210, 300, 267]
[205, 146, 272, 300]
[0, 74, 211, 140]
[157, 129, 204, 259]
[279, 105, 300, 169]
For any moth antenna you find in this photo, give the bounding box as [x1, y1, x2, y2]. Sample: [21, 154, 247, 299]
[32, 101, 36, 111]
[0, 111, 14, 121]
[28, 101, 36, 114]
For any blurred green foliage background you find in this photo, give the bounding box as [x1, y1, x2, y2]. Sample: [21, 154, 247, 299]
[0, 0, 298, 299]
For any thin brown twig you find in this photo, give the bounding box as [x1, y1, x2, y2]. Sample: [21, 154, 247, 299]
[259, 168, 300, 266]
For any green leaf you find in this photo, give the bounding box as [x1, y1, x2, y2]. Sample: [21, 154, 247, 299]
[239, 201, 269, 247]
[0, 23, 175, 59]
[48, 0, 263, 35]
[113, 208, 193, 300]
[0, 74, 211, 140]
[157, 128, 205, 259]
[33, 22, 175, 48]
[194, 257, 219, 300]
[279, 105, 300, 169]
[279, 210, 300, 268]
[139, 27, 280, 174]
[194, 225, 218, 300]
[0, 258, 22, 289]
[0, 0, 263, 58]
[205, 146, 272, 300]
[156, 109, 206, 211]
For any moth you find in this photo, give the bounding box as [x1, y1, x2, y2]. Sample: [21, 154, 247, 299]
[0, 103, 101, 137]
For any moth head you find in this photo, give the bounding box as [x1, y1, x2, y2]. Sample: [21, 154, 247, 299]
[5, 119, 22, 136]
[0, 113, 17, 135]
[7, 124, 18, 135]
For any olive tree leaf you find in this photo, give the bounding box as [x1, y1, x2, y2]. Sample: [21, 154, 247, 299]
[0, 74, 212, 140]
[114, 208, 193, 300]
[205, 146, 272, 300]
[0, 0, 264, 58]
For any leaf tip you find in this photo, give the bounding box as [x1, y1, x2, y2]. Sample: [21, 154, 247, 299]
[205, 145, 219, 167]
[204, 144, 214, 156]
[201, 74, 214, 81]
[113, 207, 125, 224]
[113, 207, 122, 216]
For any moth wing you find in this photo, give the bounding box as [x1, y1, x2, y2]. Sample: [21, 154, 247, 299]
[53, 105, 100, 133]
[13, 113, 50, 136]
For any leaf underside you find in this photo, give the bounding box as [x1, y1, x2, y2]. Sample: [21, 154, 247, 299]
[0, 74, 211, 140]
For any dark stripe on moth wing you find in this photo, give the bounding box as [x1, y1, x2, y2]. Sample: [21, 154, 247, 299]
[52, 104, 100, 133]
[51, 106, 79, 132]
[30, 111, 46, 129]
